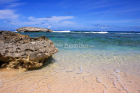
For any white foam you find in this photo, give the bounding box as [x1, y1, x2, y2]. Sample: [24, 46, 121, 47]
[102, 83, 108, 89]
[50, 72, 56, 76]
[115, 69, 120, 73]
[112, 69, 120, 75]
[53, 30, 71, 33]
[97, 32, 108, 34]
[72, 31, 108, 34]
[121, 84, 130, 93]
[113, 80, 117, 88]
[76, 66, 83, 74]
[0, 82, 3, 88]
[96, 77, 102, 83]
[30, 87, 37, 92]
[47, 85, 51, 90]
[111, 72, 116, 75]
[116, 75, 121, 82]
[66, 68, 76, 72]
[103, 89, 106, 93]
[14, 31, 18, 32]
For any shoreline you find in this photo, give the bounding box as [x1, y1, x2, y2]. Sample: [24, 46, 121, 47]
[0, 62, 140, 93]
[0, 49, 140, 93]
[0, 31, 140, 93]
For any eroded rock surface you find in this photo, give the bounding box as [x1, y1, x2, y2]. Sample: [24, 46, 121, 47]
[0, 31, 58, 69]
[16, 27, 53, 32]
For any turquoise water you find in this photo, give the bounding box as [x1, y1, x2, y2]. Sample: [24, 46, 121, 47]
[20, 31, 140, 52]
[1, 31, 140, 93]
[18, 31, 140, 75]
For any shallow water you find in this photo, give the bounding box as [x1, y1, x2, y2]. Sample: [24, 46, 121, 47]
[0, 31, 140, 93]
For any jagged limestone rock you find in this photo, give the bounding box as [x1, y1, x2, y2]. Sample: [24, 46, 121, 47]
[0, 31, 58, 69]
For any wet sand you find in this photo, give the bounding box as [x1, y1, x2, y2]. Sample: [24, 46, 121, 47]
[0, 50, 140, 93]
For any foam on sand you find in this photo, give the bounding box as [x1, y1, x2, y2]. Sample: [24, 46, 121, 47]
[76, 65, 83, 74]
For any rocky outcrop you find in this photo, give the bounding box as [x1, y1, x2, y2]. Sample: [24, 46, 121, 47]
[16, 27, 53, 32]
[0, 31, 58, 69]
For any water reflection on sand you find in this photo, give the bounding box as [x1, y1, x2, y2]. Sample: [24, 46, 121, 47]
[0, 50, 140, 93]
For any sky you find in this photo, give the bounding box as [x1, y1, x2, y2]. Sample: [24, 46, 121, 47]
[0, 0, 140, 31]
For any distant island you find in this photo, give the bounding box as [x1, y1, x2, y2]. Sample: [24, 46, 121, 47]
[16, 27, 53, 32]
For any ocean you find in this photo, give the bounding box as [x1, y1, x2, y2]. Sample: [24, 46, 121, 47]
[0, 31, 140, 93]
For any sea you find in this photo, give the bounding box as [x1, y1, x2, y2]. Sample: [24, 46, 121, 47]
[0, 30, 140, 93]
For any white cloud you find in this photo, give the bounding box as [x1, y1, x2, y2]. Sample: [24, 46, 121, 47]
[101, 26, 110, 29]
[28, 16, 75, 23]
[6, 16, 76, 29]
[0, 9, 19, 19]
[0, 0, 25, 8]
[88, 19, 140, 24]
[56, 21, 75, 26]
[0, 0, 18, 4]
[7, 3, 25, 8]
[10, 16, 75, 25]
[114, 9, 140, 13]
[99, 19, 140, 23]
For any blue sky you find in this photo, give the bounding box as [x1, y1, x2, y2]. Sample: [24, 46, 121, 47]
[0, 0, 140, 31]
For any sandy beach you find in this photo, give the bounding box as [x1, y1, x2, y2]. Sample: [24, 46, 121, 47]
[0, 49, 140, 93]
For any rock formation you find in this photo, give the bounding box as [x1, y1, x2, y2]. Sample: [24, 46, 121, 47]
[0, 31, 58, 69]
[16, 27, 53, 32]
